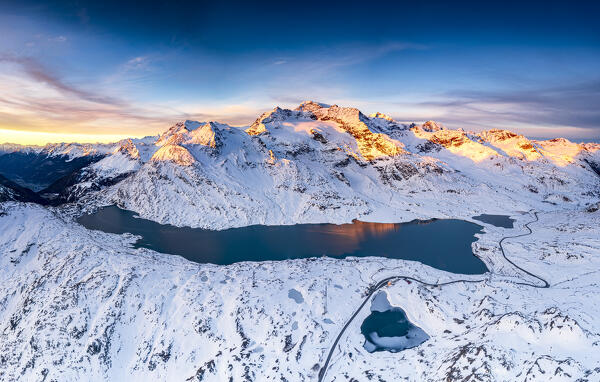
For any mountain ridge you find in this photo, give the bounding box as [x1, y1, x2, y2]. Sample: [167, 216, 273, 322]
[1, 101, 598, 229]
[77, 102, 600, 229]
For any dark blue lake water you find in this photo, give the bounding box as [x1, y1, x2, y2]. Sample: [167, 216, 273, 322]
[78, 206, 488, 274]
[472, 214, 515, 228]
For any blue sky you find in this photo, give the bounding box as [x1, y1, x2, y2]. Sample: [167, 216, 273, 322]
[1, 0, 599, 144]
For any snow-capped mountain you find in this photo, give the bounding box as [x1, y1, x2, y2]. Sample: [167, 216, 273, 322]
[0, 137, 157, 202]
[0, 142, 116, 193]
[3, 101, 598, 218]
[51, 101, 599, 229]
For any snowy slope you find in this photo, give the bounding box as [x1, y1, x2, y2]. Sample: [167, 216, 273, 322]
[0, 203, 598, 381]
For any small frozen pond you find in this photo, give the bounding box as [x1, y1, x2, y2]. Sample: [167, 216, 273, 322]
[78, 205, 488, 274]
[361, 292, 429, 353]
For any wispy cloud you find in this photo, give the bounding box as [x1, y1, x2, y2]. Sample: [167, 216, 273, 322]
[0, 54, 186, 137]
[0, 51, 271, 141]
[124, 56, 151, 71]
[407, 81, 600, 136]
[0, 53, 122, 105]
[48, 35, 67, 43]
[273, 41, 425, 74]
[259, 42, 427, 107]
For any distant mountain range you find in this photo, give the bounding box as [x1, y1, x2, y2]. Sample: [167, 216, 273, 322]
[2, 101, 598, 227]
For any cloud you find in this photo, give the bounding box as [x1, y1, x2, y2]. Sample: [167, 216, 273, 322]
[48, 35, 67, 43]
[0, 53, 269, 140]
[125, 56, 151, 71]
[291, 41, 425, 73]
[249, 42, 427, 105]
[0, 54, 122, 106]
[395, 81, 600, 137]
[0, 54, 186, 136]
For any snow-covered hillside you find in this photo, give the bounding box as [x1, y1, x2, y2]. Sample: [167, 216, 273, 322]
[0, 203, 598, 381]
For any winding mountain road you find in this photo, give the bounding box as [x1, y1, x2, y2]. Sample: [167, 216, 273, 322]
[318, 211, 549, 382]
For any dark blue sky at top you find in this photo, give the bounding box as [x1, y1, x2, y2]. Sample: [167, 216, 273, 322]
[11, 0, 599, 49]
[0, 0, 599, 140]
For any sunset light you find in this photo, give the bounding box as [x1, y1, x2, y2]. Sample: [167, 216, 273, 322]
[0, 128, 135, 145]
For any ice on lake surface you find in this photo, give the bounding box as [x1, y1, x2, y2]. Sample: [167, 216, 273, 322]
[79, 205, 488, 274]
[361, 291, 429, 353]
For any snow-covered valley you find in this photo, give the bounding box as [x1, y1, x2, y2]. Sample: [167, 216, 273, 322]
[1, 101, 599, 381]
[1, 203, 599, 381]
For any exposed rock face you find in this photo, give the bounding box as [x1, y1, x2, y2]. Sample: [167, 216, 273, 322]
[245, 119, 268, 136]
[369, 112, 394, 121]
[114, 139, 140, 159]
[477, 129, 540, 160]
[296, 102, 406, 160]
[412, 125, 500, 161]
[420, 120, 443, 132]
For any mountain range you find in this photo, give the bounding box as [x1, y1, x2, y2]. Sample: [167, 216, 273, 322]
[1, 101, 599, 228]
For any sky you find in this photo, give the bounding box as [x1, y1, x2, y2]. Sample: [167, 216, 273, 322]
[0, 0, 599, 145]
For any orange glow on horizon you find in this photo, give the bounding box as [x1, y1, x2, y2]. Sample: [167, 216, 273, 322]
[0, 128, 138, 146]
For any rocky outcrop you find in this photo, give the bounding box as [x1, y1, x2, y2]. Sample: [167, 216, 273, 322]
[296, 102, 406, 161]
[477, 129, 541, 160]
[114, 139, 141, 159]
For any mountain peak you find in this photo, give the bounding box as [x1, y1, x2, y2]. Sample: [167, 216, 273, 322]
[114, 139, 140, 159]
[300, 103, 405, 160]
[184, 120, 202, 130]
[246, 107, 303, 136]
[186, 122, 221, 148]
[295, 101, 331, 113]
[156, 120, 215, 146]
[421, 121, 444, 132]
[370, 112, 394, 122]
